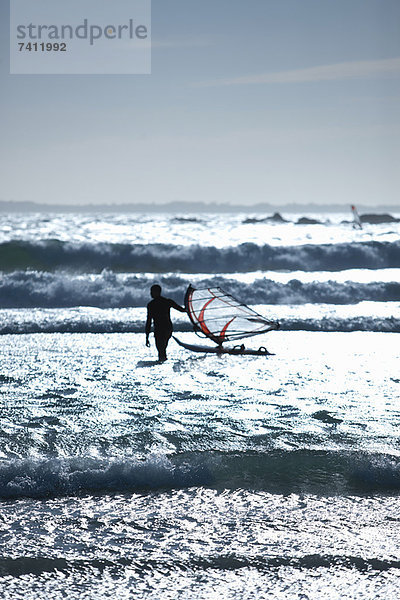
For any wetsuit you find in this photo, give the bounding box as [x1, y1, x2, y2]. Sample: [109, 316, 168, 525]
[145, 296, 185, 361]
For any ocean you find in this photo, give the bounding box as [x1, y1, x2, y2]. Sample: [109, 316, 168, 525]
[0, 210, 399, 599]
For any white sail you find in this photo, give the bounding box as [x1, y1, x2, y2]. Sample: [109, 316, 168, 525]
[185, 285, 279, 344]
[351, 205, 362, 229]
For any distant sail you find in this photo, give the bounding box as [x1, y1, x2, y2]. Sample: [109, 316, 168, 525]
[185, 285, 279, 345]
[351, 205, 362, 229]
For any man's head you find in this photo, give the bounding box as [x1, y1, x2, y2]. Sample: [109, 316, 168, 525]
[150, 284, 162, 299]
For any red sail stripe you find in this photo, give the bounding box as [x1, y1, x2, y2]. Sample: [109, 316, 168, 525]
[219, 317, 236, 342]
[188, 291, 195, 323]
[198, 296, 216, 338]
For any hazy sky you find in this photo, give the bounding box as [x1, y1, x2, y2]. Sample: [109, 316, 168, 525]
[1, 0, 399, 206]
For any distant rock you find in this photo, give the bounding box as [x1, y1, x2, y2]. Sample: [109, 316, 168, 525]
[269, 212, 289, 223]
[242, 217, 264, 224]
[296, 216, 322, 225]
[243, 212, 289, 224]
[172, 216, 204, 223]
[360, 213, 400, 224]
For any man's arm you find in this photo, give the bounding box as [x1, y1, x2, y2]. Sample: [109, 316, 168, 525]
[170, 300, 186, 313]
[145, 306, 152, 346]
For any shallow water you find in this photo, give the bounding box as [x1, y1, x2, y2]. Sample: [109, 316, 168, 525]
[1, 490, 399, 600]
[0, 211, 399, 598]
[0, 331, 399, 598]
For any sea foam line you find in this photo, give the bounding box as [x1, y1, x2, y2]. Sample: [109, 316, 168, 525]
[0, 309, 399, 334]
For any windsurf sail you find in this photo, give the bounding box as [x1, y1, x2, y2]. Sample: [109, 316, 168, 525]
[351, 205, 362, 229]
[184, 285, 279, 345]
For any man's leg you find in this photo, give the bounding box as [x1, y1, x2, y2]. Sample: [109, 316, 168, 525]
[155, 329, 172, 361]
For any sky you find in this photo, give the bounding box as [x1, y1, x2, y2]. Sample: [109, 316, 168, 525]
[0, 0, 399, 207]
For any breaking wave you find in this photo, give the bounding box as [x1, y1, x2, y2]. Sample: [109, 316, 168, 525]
[0, 271, 399, 308]
[0, 450, 399, 500]
[0, 239, 399, 273]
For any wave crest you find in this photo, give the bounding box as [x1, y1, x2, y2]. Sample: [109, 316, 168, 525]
[0, 451, 399, 499]
[0, 455, 211, 499]
[0, 272, 399, 309]
[0, 239, 399, 273]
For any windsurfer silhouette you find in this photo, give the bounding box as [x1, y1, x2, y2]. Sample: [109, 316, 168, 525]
[145, 285, 186, 361]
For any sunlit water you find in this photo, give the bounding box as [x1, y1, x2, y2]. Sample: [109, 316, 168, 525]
[0, 211, 399, 246]
[0, 211, 399, 599]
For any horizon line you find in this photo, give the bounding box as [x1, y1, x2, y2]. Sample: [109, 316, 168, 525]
[0, 199, 398, 213]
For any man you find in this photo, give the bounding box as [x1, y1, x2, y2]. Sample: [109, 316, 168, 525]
[145, 284, 186, 361]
